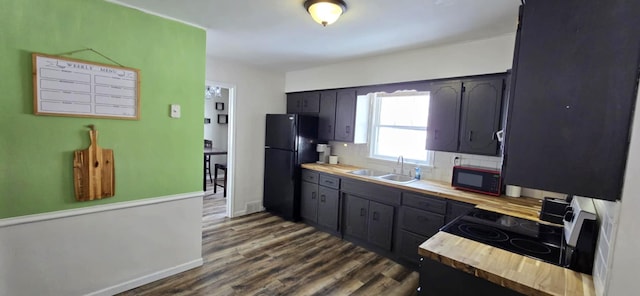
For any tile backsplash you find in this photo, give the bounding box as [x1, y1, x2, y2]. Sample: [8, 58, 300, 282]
[329, 141, 564, 199]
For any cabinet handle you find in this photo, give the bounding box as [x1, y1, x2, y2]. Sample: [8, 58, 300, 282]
[434, 129, 439, 140]
[312, 192, 316, 200]
[296, 100, 301, 108]
[320, 195, 326, 202]
[468, 130, 473, 142]
[360, 208, 366, 216]
[328, 124, 332, 132]
[346, 125, 351, 134]
[303, 100, 308, 107]
[373, 211, 379, 221]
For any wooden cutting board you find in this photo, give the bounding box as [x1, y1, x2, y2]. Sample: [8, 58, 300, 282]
[73, 125, 115, 201]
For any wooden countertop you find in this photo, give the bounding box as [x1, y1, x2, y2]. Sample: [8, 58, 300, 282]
[419, 232, 595, 296]
[301, 163, 545, 222]
[302, 163, 595, 296]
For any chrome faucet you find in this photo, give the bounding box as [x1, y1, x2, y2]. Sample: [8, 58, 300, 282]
[396, 155, 404, 175]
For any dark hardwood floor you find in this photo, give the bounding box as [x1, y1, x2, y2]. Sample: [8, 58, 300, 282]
[118, 182, 418, 295]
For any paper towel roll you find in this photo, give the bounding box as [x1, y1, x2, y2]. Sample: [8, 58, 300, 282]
[505, 185, 521, 197]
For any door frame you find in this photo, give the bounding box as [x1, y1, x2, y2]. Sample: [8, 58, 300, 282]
[205, 80, 236, 218]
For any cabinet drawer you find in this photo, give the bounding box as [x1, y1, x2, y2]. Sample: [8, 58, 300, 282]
[341, 178, 401, 206]
[301, 169, 319, 184]
[401, 207, 444, 237]
[319, 174, 340, 189]
[403, 192, 446, 215]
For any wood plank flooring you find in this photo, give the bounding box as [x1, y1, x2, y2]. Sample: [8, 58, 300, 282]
[118, 184, 418, 295]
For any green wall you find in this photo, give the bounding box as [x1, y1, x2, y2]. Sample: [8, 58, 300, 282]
[0, 0, 206, 218]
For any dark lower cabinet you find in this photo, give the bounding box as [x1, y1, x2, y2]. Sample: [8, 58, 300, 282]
[300, 181, 318, 222]
[398, 230, 427, 264]
[343, 194, 396, 252]
[367, 201, 394, 250]
[397, 192, 447, 269]
[343, 194, 369, 240]
[317, 186, 339, 231]
[445, 200, 475, 224]
[418, 257, 523, 296]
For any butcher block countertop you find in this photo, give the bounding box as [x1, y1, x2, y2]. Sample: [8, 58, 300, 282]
[301, 163, 545, 222]
[419, 233, 595, 296]
[302, 163, 595, 296]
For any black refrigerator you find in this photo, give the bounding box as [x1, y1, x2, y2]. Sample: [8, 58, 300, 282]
[263, 114, 318, 221]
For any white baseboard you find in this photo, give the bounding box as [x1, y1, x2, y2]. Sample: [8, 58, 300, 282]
[86, 258, 203, 296]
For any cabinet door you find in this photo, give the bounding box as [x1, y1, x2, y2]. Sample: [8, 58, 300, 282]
[504, 1, 640, 200]
[367, 201, 394, 251]
[458, 78, 504, 155]
[301, 92, 320, 113]
[300, 181, 318, 222]
[343, 194, 368, 240]
[317, 186, 339, 231]
[445, 201, 474, 224]
[286, 93, 302, 114]
[318, 91, 337, 141]
[334, 89, 357, 142]
[426, 81, 462, 152]
[399, 230, 427, 265]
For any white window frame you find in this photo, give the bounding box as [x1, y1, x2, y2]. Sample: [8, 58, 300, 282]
[368, 91, 434, 166]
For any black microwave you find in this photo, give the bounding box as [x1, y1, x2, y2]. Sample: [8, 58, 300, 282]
[452, 165, 502, 196]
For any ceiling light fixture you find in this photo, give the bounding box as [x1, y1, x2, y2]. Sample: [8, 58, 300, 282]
[304, 0, 347, 27]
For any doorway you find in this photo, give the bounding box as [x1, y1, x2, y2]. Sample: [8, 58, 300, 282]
[204, 81, 236, 219]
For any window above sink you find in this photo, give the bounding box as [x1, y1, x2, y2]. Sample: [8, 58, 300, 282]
[369, 91, 434, 166]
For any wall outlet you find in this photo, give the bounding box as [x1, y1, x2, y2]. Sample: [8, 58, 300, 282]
[170, 104, 181, 118]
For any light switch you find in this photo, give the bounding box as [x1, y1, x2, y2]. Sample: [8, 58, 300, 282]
[170, 104, 181, 118]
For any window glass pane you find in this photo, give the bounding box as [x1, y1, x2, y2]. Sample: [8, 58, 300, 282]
[375, 127, 427, 161]
[379, 95, 429, 127]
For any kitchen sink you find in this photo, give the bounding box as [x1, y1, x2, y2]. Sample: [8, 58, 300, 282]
[348, 169, 390, 177]
[378, 174, 417, 184]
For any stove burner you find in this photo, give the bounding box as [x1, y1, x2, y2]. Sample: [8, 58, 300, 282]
[510, 238, 552, 255]
[457, 224, 509, 242]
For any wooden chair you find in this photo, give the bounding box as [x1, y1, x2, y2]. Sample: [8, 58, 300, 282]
[204, 140, 213, 184]
[214, 163, 227, 197]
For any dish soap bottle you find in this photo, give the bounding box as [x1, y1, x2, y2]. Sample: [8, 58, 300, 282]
[414, 166, 421, 180]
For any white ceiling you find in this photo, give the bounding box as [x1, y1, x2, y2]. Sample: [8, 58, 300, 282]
[110, 0, 521, 72]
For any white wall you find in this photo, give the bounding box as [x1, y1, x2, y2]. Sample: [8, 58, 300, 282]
[0, 193, 203, 296]
[285, 33, 517, 92]
[206, 56, 285, 216]
[604, 83, 640, 295]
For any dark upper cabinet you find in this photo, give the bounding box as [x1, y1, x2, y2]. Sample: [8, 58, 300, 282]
[458, 78, 504, 155]
[503, 1, 640, 200]
[334, 89, 358, 142]
[427, 77, 504, 156]
[318, 91, 337, 141]
[426, 81, 462, 152]
[286, 92, 320, 114]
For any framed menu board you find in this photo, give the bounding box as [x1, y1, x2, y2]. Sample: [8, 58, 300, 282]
[32, 53, 140, 120]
